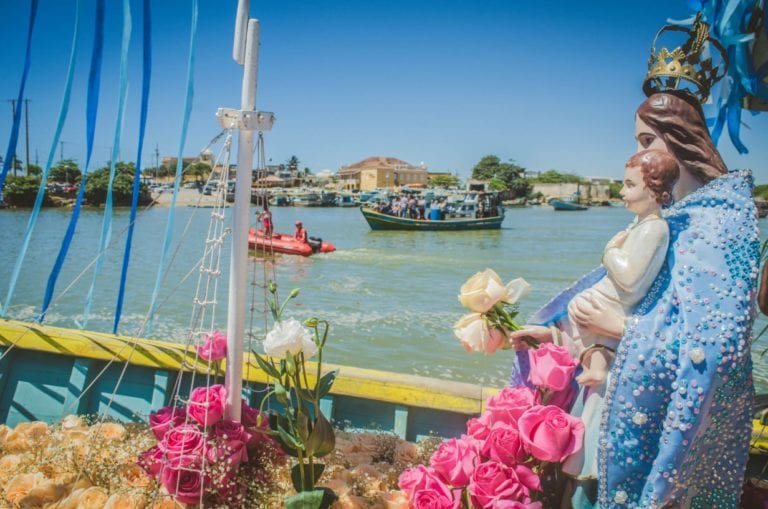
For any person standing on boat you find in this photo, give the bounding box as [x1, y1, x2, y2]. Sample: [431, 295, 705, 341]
[257, 204, 273, 237]
[294, 220, 308, 243]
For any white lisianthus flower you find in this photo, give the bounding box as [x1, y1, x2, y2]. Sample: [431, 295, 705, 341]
[453, 313, 507, 354]
[264, 318, 317, 359]
[458, 269, 509, 313]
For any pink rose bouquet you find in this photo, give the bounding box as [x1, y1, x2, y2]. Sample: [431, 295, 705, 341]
[139, 393, 282, 506]
[196, 330, 227, 362]
[400, 323, 584, 507]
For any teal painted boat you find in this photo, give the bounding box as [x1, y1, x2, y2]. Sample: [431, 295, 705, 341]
[360, 206, 504, 231]
[0, 319, 495, 441]
[550, 198, 588, 211]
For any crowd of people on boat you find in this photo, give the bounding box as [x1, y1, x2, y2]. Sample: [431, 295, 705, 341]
[372, 192, 501, 220]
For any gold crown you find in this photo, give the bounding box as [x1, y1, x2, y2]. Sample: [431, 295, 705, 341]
[643, 13, 729, 103]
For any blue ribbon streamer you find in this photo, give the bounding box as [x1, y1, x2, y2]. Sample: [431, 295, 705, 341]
[39, 0, 105, 323]
[81, 0, 131, 329]
[145, 0, 198, 332]
[1, 1, 81, 317]
[114, 0, 152, 334]
[0, 0, 39, 202]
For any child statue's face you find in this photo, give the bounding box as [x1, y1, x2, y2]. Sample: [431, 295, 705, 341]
[620, 165, 659, 218]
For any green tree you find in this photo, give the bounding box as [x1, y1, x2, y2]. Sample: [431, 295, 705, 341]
[609, 181, 623, 199]
[287, 155, 300, 174]
[84, 162, 151, 206]
[529, 169, 586, 184]
[26, 163, 42, 176]
[3, 176, 52, 207]
[428, 174, 460, 188]
[488, 177, 507, 192]
[471, 155, 527, 197]
[50, 159, 82, 183]
[185, 161, 211, 178]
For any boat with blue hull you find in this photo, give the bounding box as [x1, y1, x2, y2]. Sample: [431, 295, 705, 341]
[0, 319, 492, 441]
[550, 198, 588, 211]
[360, 206, 504, 231]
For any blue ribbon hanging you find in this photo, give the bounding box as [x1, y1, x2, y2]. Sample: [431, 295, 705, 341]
[39, 0, 105, 323]
[114, 0, 152, 334]
[1, 1, 81, 318]
[0, 0, 39, 203]
[81, 0, 132, 329]
[145, 0, 198, 332]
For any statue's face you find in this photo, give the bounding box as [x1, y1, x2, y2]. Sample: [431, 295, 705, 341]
[621, 165, 659, 218]
[634, 116, 668, 153]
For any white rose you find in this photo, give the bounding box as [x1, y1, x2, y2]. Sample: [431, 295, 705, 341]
[689, 347, 706, 365]
[453, 313, 506, 354]
[264, 318, 318, 359]
[504, 277, 531, 305]
[458, 269, 508, 312]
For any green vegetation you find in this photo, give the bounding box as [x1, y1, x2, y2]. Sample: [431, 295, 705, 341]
[428, 174, 460, 188]
[471, 155, 530, 198]
[84, 162, 151, 206]
[2, 176, 51, 207]
[50, 159, 82, 183]
[527, 169, 587, 184]
[609, 181, 622, 199]
[755, 184, 768, 200]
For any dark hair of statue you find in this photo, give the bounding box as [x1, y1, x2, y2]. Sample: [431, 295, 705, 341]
[636, 90, 727, 183]
[626, 149, 680, 206]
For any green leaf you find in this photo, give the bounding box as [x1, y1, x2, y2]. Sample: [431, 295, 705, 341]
[268, 414, 298, 457]
[290, 463, 326, 493]
[276, 424, 304, 457]
[317, 370, 337, 399]
[286, 353, 297, 376]
[253, 352, 282, 379]
[298, 388, 316, 404]
[297, 411, 311, 443]
[274, 380, 291, 407]
[285, 487, 337, 509]
[304, 411, 336, 458]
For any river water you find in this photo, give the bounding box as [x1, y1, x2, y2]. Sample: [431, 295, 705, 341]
[2, 204, 768, 391]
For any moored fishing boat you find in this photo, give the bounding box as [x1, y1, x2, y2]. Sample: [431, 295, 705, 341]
[550, 198, 588, 211]
[248, 227, 336, 256]
[360, 206, 504, 231]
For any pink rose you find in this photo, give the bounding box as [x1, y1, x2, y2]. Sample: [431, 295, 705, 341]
[544, 382, 576, 411]
[517, 405, 584, 463]
[137, 445, 164, 479]
[527, 343, 577, 391]
[411, 477, 462, 509]
[467, 415, 492, 441]
[206, 436, 248, 468]
[429, 437, 480, 487]
[213, 419, 252, 444]
[481, 422, 527, 466]
[160, 456, 208, 505]
[398, 465, 441, 498]
[149, 406, 186, 441]
[158, 423, 206, 460]
[492, 502, 543, 509]
[187, 384, 227, 427]
[196, 330, 227, 362]
[468, 461, 539, 508]
[485, 386, 540, 425]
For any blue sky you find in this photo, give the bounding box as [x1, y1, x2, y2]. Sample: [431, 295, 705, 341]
[0, 0, 766, 181]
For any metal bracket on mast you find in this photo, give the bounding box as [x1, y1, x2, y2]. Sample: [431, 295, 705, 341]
[216, 108, 275, 131]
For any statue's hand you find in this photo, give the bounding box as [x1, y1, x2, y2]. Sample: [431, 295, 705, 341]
[508, 325, 551, 350]
[605, 229, 629, 251]
[568, 294, 624, 339]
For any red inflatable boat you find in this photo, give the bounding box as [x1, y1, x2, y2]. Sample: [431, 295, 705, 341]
[248, 228, 336, 256]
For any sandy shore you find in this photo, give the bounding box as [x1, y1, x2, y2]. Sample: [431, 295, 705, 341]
[150, 188, 228, 207]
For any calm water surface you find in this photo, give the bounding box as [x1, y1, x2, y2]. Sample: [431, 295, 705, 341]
[2, 205, 767, 391]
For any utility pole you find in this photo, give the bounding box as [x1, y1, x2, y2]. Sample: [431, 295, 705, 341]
[7, 100, 18, 176]
[155, 143, 160, 180]
[24, 99, 30, 177]
[60, 141, 66, 161]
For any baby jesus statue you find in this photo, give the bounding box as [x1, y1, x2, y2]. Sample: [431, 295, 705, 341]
[567, 149, 679, 387]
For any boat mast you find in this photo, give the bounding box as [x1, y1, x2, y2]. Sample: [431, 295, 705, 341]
[220, 0, 275, 421]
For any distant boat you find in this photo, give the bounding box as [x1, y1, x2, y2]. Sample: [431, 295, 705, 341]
[550, 198, 588, 211]
[336, 194, 358, 207]
[360, 206, 504, 231]
[292, 191, 321, 207]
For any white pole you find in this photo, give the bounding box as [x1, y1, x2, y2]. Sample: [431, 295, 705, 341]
[225, 18, 260, 421]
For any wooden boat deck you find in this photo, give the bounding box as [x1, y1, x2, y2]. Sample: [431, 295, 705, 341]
[0, 320, 498, 441]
